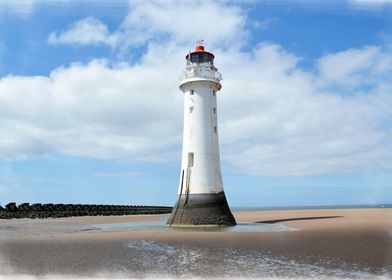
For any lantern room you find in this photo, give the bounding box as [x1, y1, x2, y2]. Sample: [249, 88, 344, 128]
[186, 45, 215, 66]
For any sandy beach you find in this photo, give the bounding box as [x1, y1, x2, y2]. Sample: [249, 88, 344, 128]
[0, 208, 391, 279]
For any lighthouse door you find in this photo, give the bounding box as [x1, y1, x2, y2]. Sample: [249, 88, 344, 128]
[188, 152, 194, 167]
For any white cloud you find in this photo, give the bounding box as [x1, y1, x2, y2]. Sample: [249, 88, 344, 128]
[120, 0, 247, 48]
[215, 44, 392, 175]
[48, 17, 119, 47]
[0, 47, 184, 162]
[317, 46, 392, 90]
[48, 0, 247, 49]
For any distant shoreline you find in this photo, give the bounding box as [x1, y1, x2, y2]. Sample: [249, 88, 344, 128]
[232, 203, 392, 211]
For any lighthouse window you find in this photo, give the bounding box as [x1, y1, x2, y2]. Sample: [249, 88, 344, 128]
[214, 126, 217, 133]
[213, 108, 216, 114]
[188, 152, 194, 167]
[189, 107, 194, 113]
[213, 91, 216, 96]
[190, 90, 194, 95]
[189, 52, 214, 65]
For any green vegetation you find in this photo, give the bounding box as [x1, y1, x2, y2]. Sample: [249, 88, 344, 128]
[0, 202, 172, 219]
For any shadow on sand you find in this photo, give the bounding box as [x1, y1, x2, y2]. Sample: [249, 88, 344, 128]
[256, 216, 343, 224]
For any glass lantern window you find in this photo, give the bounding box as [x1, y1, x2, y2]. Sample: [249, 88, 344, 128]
[188, 52, 214, 65]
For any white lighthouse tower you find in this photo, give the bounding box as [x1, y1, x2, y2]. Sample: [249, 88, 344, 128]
[167, 43, 236, 226]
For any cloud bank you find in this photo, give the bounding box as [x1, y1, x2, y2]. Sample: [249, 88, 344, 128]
[1, 0, 392, 176]
[48, 17, 119, 47]
[47, 1, 246, 49]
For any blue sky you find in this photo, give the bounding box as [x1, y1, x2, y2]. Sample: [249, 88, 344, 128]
[0, 0, 391, 207]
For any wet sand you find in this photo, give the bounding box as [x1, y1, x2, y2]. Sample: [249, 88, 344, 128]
[0, 209, 391, 278]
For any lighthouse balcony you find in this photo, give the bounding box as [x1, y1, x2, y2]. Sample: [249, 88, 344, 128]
[180, 65, 222, 84]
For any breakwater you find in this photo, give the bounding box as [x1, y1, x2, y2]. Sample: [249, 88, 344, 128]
[0, 202, 172, 219]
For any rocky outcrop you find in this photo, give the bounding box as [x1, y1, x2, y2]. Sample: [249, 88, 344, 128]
[0, 202, 172, 219]
[18, 203, 30, 211]
[5, 202, 17, 211]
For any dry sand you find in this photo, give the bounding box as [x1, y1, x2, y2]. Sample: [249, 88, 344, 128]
[0, 208, 391, 278]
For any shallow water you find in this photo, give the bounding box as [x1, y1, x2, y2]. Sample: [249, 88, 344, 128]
[105, 240, 388, 279]
[88, 219, 298, 232]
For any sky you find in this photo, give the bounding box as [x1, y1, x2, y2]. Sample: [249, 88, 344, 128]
[0, 0, 391, 207]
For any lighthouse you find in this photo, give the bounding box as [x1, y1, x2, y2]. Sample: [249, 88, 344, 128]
[167, 43, 236, 226]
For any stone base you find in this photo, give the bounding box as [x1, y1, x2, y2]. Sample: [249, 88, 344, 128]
[167, 192, 237, 226]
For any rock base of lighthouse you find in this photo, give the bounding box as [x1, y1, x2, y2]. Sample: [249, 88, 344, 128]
[167, 192, 237, 226]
